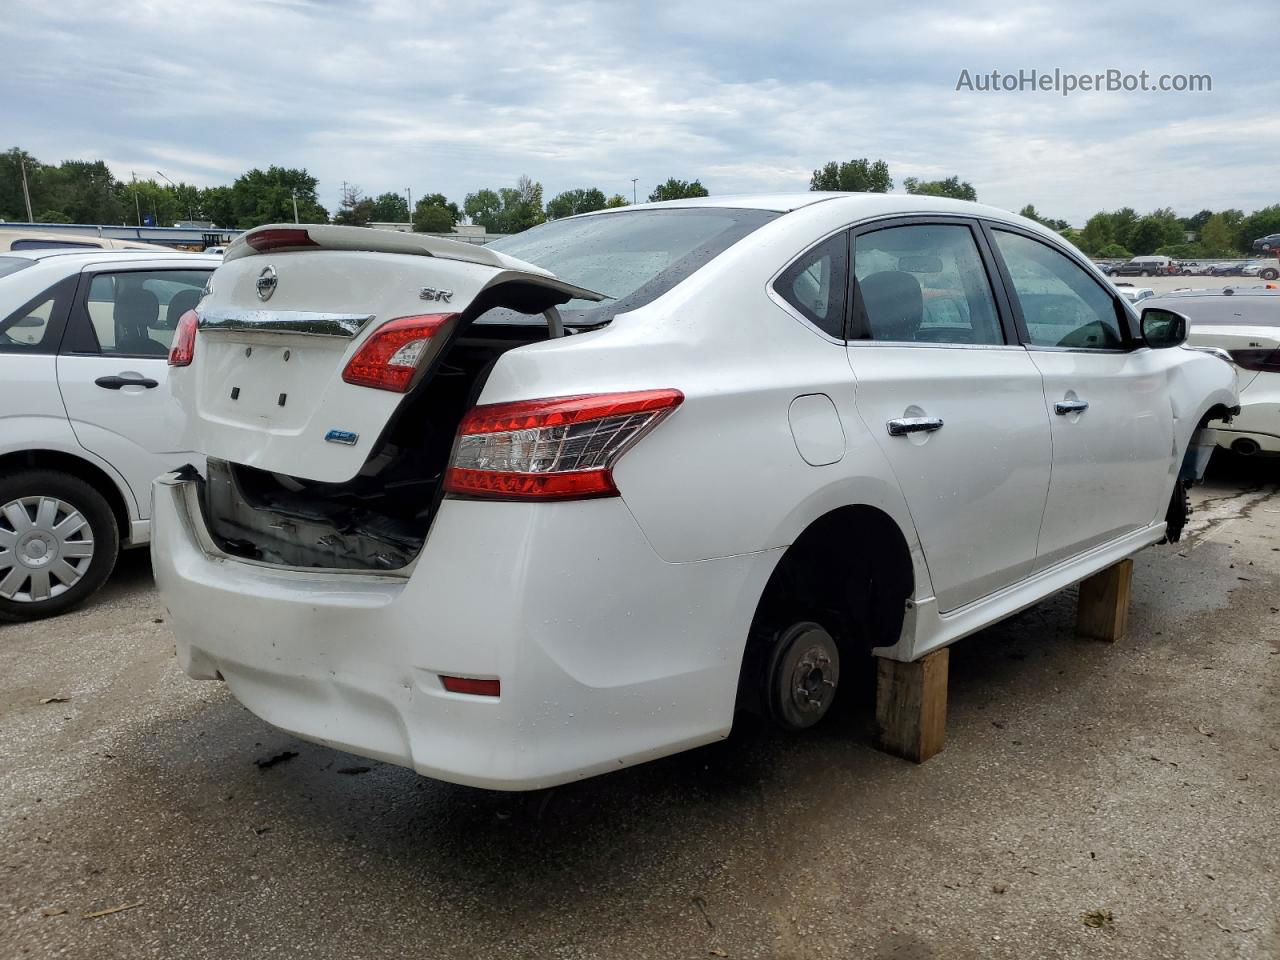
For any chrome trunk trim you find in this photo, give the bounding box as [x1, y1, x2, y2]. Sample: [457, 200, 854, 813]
[197, 307, 374, 338]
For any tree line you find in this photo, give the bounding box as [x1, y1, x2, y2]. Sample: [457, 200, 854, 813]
[3, 145, 1276, 255]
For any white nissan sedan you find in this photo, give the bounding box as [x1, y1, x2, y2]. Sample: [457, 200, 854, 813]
[0, 249, 218, 621]
[152, 195, 1236, 789]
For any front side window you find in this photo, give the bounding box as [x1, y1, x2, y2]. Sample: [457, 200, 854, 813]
[79, 270, 209, 357]
[774, 233, 848, 338]
[992, 230, 1124, 349]
[0, 278, 73, 354]
[851, 223, 1003, 345]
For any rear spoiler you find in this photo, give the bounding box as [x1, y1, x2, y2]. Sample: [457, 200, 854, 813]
[227, 223, 556, 277]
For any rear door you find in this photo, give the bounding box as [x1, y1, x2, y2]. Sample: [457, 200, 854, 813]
[56, 264, 211, 518]
[845, 217, 1052, 612]
[985, 226, 1175, 570]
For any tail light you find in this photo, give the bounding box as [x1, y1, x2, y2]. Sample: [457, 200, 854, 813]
[168, 309, 198, 366]
[245, 228, 318, 252]
[440, 675, 500, 697]
[444, 389, 684, 500]
[1228, 348, 1280, 372]
[342, 314, 454, 392]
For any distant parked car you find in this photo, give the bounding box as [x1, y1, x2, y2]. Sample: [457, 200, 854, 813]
[0, 247, 218, 620]
[1113, 283, 1156, 303]
[203, 246, 227, 256]
[1156, 288, 1280, 456]
[1251, 234, 1280, 252]
[0, 230, 169, 253]
[1241, 260, 1280, 281]
[1207, 261, 1248, 277]
[1112, 255, 1177, 277]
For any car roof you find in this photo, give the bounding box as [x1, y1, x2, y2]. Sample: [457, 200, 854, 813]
[0, 248, 218, 266]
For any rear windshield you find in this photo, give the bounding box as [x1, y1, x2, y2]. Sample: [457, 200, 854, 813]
[1148, 296, 1280, 325]
[0, 256, 32, 279]
[483, 207, 779, 326]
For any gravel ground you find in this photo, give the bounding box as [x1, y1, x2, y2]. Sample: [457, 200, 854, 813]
[2, 456, 1277, 960]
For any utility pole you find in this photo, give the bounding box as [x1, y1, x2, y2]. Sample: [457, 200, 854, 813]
[18, 153, 33, 222]
[631, 178, 638, 205]
[291, 188, 300, 224]
[406, 187, 412, 227]
[156, 170, 191, 221]
[131, 171, 142, 227]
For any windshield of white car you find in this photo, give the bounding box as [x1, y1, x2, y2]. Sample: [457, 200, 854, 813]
[482, 207, 779, 327]
[0, 256, 33, 279]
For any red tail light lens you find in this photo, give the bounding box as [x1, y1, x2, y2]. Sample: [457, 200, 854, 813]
[1228, 348, 1280, 372]
[168, 309, 198, 366]
[440, 675, 501, 697]
[246, 228, 319, 252]
[342, 314, 454, 392]
[444, 389, 683, 500]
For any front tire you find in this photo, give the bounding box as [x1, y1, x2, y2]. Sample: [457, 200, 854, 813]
[0, 470, 119, 622]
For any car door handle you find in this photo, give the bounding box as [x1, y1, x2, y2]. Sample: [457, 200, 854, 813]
[1054, 399, 1089, 415]
[94, 375, 159, 390]
[887, 416, 944, 436]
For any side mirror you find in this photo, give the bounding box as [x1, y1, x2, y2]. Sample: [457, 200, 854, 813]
[1140, 307, 1188, 349]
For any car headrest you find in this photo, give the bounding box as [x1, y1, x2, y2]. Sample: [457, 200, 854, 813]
[859, 270, 923, 341]
[113, 289, 160, 338]
[163, 289, 201, 330]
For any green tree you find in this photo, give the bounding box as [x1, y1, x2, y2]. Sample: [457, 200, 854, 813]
[412, 193, 461, 233]
[1182, 209, 1214, 235]
[332, 183, 373, 226]
[904, 176, 976, 201]
[1199, 213, 1234, 255]
[546, 187, 607, 219]
[463, 188, 503, 231]
[1127, 213, 1184, 255]
[648, 177, 709, 202]
[1096, 242, 1132, 259]
[200, 185, 237, 227]
[465, 177, 545, 233]
[230, 166, 327, 227]
[369, 191, 410, 223]
[809, 158, 892, 193]
[1235, 205, 1280, 253]
[1077, 212, 1116, 256]
[604, 194, 629, 208]
[1018, 204, 1070, 232]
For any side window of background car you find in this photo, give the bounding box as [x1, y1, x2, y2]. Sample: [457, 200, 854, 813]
[0, 278, 74, 354]
[774, 232, 849, 338]
[78, 270, 209, 357]
[850, 223, 1003, 345]
[991, 231, 1124, 349]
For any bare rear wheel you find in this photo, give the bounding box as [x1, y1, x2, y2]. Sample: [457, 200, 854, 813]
[0, 471, 118, 622]
[765, 621, 841, 731]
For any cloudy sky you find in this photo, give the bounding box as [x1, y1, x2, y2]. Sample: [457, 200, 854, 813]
[4, 0, 1274, 225]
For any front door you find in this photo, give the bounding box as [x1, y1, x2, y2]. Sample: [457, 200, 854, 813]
[986, 227, 1175, 570]
[57, 265, 211, 518]
[845, 219, 1052, 612]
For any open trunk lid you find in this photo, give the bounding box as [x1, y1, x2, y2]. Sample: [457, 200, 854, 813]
[175, 224, 601, 483]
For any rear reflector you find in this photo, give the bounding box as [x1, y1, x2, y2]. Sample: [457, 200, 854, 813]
[444, 389, 683, 500]
[246, 228, 319, 252]
[168, 309, 198, 366]
[342, 314, 454, 392]
[440, 675, 501, 697]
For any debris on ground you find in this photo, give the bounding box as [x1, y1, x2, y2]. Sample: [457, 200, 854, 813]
[83, 901, 144, 920]
[254, 750, 298, 769]
[40, 907, 67, 917]
[251, 825, 273, 837]
[992, 883, 1007, 894]
[1082, 909, 1115, 929]
[39, 697, 70, 705]
[336, 766, 371, 775]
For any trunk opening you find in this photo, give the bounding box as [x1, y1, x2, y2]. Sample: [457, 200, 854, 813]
[197, 323, 550, 570]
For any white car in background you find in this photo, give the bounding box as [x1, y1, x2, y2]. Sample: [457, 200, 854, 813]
[153, 199, 1235, 790]
[1149, 287, 1280, 456]
[1113, 283, 1156, 304]
[0, 230, 169, 252]
[0, 249, 218, 621]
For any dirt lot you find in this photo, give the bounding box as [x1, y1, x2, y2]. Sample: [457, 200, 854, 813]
[2, 457, 1277, 960]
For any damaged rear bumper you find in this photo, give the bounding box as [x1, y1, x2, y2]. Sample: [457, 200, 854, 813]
[151, 472, 777, 790]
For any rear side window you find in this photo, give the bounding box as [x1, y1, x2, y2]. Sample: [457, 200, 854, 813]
[11, 239, 101, 250]
[75, 270, 210, 357]
[774, 233, 848, 338]
[993, 230, 1124, 349]
[851, 223, 1003, 345]
[484, 208, 779, 326]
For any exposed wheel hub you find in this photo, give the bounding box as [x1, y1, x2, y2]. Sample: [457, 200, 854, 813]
[768, 622, 841, 731]
[0, 496, 95, 603]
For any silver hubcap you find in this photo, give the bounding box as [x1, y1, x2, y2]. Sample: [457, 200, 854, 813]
[0, 496, 95, 603]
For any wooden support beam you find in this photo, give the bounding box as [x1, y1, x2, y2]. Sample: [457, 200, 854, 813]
[875, 648, 949, 763]
[1076, 558, 1133, 643]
